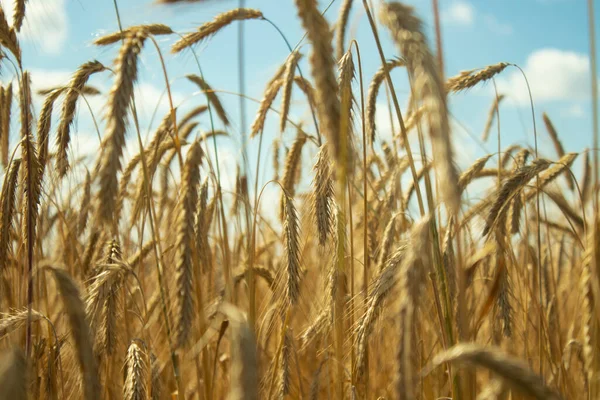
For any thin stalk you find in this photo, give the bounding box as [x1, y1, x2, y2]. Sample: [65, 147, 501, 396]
[351, 38, 370, 396]
[512, 64, 543, 377]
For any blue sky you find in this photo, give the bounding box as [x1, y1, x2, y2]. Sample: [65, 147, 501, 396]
[0, 0, 596, 208]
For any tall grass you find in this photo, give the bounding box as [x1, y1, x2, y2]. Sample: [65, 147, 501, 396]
[0, 1, 594, 399]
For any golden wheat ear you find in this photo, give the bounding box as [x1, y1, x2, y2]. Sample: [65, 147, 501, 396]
[123, 340, 149, 400]
[172, 8, 264, 53]
[174, 140, 203, 348]
[96, 30, 146, 226]
[55, 60, 106, 177]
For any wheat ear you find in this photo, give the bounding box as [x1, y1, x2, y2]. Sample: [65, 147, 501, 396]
[172, 8, 264, 53]
[175, 141, 203, 348]
[96, 30, 146, 226]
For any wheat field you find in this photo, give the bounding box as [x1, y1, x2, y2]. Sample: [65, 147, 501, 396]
[0, 0, 596, 399]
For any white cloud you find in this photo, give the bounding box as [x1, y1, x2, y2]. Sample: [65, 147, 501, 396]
[496, 49, 590, 105]
[483, 14, 514, 36]
[28, 68, 70, 92]
[2, 0, 68, 54]
[441, 2, 512, 35]
[561, 104, 585, 118]
[442, 2, 474, 26]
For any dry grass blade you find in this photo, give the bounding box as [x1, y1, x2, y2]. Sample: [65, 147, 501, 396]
[0, 348, 27, 400]
[380, 3, 461, 212]
[186, 74, 229, 126]
[172, 8, 264, 53]
[429, 343, 564, 400]
[175, 141, 203, 348]
[94, 24, 173, 46]
[56, 60, 106, 177]
[446, 62, 509, 92]
[45, 266, 100, 400]
[96, 30, 146, 225]
[123, 340, 148, 400]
